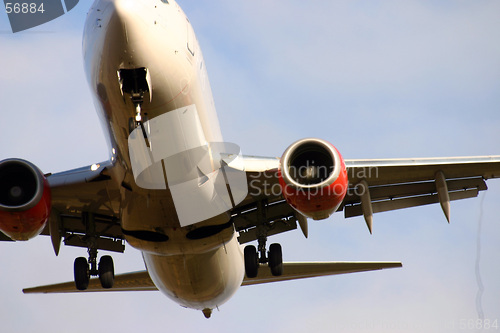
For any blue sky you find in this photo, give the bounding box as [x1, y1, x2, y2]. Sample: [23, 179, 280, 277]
[0, 1, 499, 332]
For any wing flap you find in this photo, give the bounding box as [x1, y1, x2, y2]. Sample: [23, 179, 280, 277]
[242, 261, 402, 286]
[345, 183, 482, 218]
[342, 159, 496, 221]
[345, 177, 486, 204]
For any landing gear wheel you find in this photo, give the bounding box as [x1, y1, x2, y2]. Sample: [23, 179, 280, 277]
[244, 245, 259, 278]
[74, 257, 90, 290]
[268, 243, 283, 276]
[98, 255, 115, 289]
[128, 117, 137, 134]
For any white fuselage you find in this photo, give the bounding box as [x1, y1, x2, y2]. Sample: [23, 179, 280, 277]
[83, 0, 245, 311]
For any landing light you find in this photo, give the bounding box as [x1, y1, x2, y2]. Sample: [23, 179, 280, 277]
[91, 164, 100, 171]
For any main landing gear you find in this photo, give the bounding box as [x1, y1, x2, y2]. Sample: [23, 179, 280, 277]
[244, 239, 283, 278]
[73, 212, 115, 290]
[74, 249, 115, 290]
[74, 250, 115, 290]
[243, 200, 284, 278]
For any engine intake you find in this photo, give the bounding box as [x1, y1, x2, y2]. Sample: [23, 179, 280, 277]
[279, 138, 348, 220]
[0, 159, 51, 240]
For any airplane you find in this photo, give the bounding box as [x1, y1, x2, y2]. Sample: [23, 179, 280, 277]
[1, 0, 499, 319]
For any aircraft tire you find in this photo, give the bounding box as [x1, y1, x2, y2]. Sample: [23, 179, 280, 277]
[268, 243, 283, 276]
[74, 257, 90, 290]
[98, 255, 115, 289]
[128, 117, 136, 134]
[244, 245, 259, 278]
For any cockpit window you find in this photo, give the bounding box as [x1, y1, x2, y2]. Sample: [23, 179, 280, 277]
[161, 0, 169, 4]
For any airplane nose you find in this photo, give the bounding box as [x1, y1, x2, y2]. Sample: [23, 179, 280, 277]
[113, 0, 137, 18]
[113, 0, 142, 24]
[108, 0, 150, 45]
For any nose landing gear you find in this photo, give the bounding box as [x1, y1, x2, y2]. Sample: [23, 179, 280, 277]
[128, 97, 149, 135]
[117, 67, 151, 135]
[128, 110, 149, 136]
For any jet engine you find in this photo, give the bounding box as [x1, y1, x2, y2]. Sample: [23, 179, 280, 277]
[278, 138, 348, 220]
[0, 159, 51, 240]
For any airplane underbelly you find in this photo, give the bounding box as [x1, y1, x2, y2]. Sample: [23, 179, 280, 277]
[142, 235, 244, 310]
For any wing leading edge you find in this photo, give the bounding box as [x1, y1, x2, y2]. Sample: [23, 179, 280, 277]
[233, 155, 500, 242]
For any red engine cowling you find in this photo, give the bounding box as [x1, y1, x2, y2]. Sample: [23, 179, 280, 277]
[0, 159, 51, 241]
[278, 138, 348, 220]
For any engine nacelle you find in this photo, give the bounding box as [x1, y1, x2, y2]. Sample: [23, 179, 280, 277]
[278, 138, 348, 220]
[0, 159, 51, 241]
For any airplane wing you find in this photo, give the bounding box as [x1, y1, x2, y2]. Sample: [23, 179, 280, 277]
[342, 156, 500, 231]
[233, 155, 500, 242]
[3, 154, 499, 251]
[0, 160, 126, 255]
[23, 271, 157, 293]
[22, 261, 401, 293]
[241, 261, 402, 286]
[16, 153, 496, 294]
[45, 160, 124, 255]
